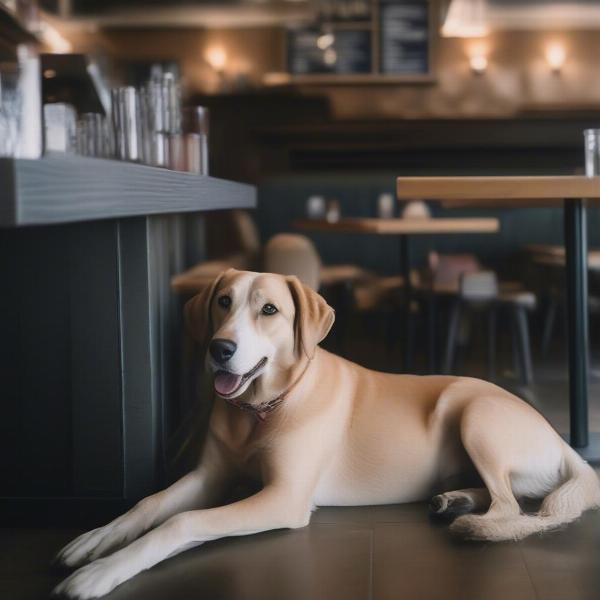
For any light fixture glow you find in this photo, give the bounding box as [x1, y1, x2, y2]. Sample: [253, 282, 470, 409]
[317, 33, 335, 50]
[469, 54, 488, 74]
[323, 47, 337, 66]
[205, 46, 227, 72]
[545, 42, 566, 73]
[39, 22, 73, 54]
[442, 0, 489, 38]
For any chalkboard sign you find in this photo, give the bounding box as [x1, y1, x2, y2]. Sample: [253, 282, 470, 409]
[288, 28, 372, 76]
[379, 0, 429, 74]
[285, 0, 433, 81]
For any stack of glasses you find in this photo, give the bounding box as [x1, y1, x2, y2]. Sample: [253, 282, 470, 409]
[43, 71, 209, 174]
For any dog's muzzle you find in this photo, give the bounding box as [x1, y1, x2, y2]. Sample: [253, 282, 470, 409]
[213, 357, 267, 397]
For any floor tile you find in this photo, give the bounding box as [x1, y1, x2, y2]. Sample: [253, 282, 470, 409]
[107, 525, 372, 600]
[311, 505, 374, 524]
[0, 528, 81, 576]
[368, 502, 430, 524]
[372, 522, 537, 600]
[520, 510, 600, 600]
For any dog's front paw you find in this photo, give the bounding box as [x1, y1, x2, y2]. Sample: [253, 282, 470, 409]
[55, 524, 124, 569]
[52, 558, 124, 599]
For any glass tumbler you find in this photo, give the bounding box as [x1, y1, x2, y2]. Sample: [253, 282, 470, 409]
[0, 64, 22, 157]
[584, 129, 600, 176]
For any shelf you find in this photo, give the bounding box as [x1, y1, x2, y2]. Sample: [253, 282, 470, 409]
[288, 73, 435, 85]
[0, 154, 257, 227]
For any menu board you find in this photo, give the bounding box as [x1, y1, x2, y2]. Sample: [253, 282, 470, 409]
[379, 0, 429, 74]
[288, 28, 372, 76]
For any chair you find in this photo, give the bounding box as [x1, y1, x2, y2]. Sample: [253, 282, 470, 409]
[443, 271, 536, 385]
[263, 233, 321, 291]
[171, 210, 260, 295]
[526, 244, 600, 356]
[263, 233, 406, 353]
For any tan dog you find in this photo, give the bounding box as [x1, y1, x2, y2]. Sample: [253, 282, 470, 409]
[54, 269, 600, 599]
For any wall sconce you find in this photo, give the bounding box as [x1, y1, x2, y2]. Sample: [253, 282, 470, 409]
[205, 46, 227, 75]
[469, 54, 488, 75]
[545, 43, 566, 74]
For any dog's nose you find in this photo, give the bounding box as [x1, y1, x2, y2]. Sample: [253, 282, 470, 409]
[209, 338, 237, 364]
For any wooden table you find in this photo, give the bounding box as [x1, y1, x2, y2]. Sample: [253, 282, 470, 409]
[294, 217, 500, 372]
[397, 175, 600, 458]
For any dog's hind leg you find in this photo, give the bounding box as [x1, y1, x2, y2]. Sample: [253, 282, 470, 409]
[429, 488, 491, 518]
[447, 401, 524, 541]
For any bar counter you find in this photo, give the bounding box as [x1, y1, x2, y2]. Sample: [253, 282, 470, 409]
[0, 155, 256, 523]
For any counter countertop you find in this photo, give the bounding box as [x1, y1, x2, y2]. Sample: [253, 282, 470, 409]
[0, 155, 256, 227]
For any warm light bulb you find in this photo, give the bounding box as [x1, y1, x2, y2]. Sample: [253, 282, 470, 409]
[546, 43, 566, 73]
[323, 47, 337, 66]
[317, 33, 335, 50]
[205, 47, 227, 72]
[470, 54, 488, 74]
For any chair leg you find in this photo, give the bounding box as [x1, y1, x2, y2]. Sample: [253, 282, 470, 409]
[443, 299, 462, 375]
[487, 306, 497, 381]
[541, 296, 558, 356]
[427, 292, 437, 373]
[514, 306, 534, 385]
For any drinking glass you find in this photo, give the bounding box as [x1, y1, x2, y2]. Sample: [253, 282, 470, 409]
[111, 86, 141, 162]
[584, 129, 600, 176]
[182, 106, 209, 174]
[0, 64, 22, 157]
[307, 195, 326, 219]
[77, 113, 111, 158]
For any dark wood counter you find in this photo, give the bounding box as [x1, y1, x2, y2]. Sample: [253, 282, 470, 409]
[0, 157, 255, 524]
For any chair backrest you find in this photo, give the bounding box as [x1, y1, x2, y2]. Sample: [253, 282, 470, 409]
[460, 271, 499, 301]
[263, 233, 322, 291]
[428, 251, 482, 290]
[401, 200, 431, 219]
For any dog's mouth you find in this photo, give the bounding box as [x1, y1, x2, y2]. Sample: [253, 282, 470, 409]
[213, 357, 268, 398]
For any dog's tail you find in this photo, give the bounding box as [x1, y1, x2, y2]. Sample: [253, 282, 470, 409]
[452, 445, 600, 542]
[537, 445, 600, 526]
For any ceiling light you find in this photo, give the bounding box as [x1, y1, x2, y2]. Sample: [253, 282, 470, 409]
[442, 0, 489, 38]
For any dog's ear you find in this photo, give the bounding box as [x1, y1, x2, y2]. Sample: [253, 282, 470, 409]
[184, 270, 230, 345]
[287, 275, 335, 359]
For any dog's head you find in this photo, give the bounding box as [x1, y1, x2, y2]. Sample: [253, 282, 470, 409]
[184, 269, 335, 400]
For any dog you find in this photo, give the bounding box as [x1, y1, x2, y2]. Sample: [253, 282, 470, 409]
[54, 268, 600, 599]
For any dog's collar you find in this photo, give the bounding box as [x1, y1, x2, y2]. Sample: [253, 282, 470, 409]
[223, 358, 312, 421]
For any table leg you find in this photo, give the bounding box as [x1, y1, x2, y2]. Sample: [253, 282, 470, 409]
[564, 198, 589, 449]
[427, 290, 437, 373]
[400, 235, 413, 372]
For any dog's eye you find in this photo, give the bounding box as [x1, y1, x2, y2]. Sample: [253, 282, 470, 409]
[217, 295, 231, 309]
[261, 303, 278, 316]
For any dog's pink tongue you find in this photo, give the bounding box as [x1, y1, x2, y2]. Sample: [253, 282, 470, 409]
[214, 372, 242, 396]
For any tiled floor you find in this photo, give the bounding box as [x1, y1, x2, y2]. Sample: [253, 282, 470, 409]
[3, 499, 600, 600]
[3, 336, 600, 599]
